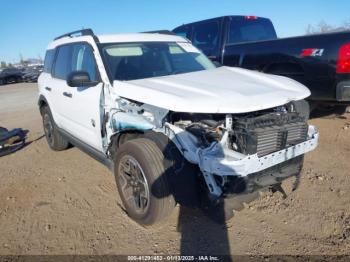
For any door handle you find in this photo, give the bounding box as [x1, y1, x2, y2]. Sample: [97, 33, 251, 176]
[63, 92, 72, 98]
[45, 87, 52, 91]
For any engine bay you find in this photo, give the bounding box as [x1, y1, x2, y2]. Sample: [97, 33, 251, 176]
[169, 106, 308, 157]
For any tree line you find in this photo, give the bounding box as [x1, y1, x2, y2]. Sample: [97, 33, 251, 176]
[306, 20, 350, 35]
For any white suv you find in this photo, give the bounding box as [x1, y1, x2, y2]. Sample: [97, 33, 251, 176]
[38, 29, 318, 225]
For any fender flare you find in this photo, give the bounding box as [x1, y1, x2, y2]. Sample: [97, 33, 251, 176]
[37, 95, 60, 125]
[38, 94, 49, 113]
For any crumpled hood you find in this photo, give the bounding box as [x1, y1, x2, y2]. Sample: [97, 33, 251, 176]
[113, 66, 311, 113]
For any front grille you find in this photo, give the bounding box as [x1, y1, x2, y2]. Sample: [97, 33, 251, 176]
[233, 113, 308, 157]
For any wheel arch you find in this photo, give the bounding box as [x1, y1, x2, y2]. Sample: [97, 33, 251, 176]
[109, 129, 201, 207]
[38, 94, 49, 114]
[38, 95, 60, 128]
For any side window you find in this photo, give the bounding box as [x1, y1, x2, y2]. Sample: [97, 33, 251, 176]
[71, 44, 98, 81]
[53, 45, 72, 80]
[192, 21, 219, 56]
[43, 49, 55, 73]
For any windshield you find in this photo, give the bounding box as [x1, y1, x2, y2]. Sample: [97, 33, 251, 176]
[101, 42, 216, 81]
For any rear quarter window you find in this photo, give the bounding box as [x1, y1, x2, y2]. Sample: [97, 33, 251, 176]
[43, 49, 55, 73]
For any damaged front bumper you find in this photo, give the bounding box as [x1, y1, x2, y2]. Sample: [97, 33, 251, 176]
[166, 123, 318, 197]
[198, 125, 318, 177]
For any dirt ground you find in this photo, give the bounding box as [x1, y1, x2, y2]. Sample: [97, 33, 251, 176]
[0, 83, 349, 256]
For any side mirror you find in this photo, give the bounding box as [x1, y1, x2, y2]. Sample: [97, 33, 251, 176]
[67, 71, 98, 87]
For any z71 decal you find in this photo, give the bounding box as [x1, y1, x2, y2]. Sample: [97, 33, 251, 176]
[300, 48, 324, 57]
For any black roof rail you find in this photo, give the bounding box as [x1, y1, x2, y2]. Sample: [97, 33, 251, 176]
[54, 28, 99, 43]
[142, 30, 176, 35]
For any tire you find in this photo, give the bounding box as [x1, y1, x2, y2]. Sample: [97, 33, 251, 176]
[114, 138, 176, 226]
[310, 104, 348, 118]
[331, 105, 348, 115]
[41, 106, 69, 151]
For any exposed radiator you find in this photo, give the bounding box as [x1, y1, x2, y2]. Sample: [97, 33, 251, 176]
[255, 122, 308, 156]
[233, 113, 308, 157]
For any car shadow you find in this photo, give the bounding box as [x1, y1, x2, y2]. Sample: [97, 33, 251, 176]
[177, 206, 232, 257]
[148, 135, 233, 259]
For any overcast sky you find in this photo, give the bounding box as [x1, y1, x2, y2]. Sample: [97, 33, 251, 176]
[1, 0, 349, 63]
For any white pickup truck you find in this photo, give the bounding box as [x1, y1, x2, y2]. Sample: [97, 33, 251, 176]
[38, 29, 318, 225]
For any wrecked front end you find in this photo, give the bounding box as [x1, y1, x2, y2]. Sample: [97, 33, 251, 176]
[108, 98, 318, 201]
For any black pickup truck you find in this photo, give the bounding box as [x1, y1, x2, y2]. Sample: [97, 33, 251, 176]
[173, 16, 350, 109]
